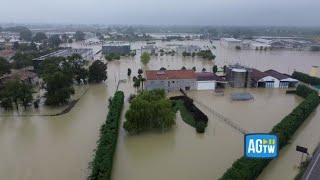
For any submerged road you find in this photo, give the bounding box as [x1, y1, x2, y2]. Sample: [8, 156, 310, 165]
[302, 146, 320, 180]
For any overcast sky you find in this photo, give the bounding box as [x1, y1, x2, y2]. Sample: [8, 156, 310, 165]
[1, 0, 320, 26]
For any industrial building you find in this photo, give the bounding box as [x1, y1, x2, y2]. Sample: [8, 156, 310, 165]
[176, 45, 201, 55]
[196, 72, 227, 90]
[141, 45, 157, 55]
[145, 70, 196, 92]
[220, 38, 243, 49]
[32, 48, 93, 69]
[251, 68, 298, 88]
[264, 69, 299, 88]
[102, 42, 131, 55]
[225, 64, 252, 88]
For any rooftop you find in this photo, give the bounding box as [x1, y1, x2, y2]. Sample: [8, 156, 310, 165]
[264, 69, 291, 80]
[33, 48, 92, 61]
[196, 72, 226, 82]
[146, 70, 196, 80]
[0, 49, 16, 56]
[221, 38, 242, 42]
[251, 68, 269, 81]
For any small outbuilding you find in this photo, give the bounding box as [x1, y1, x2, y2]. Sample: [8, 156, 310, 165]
[196, 72, 227, 90]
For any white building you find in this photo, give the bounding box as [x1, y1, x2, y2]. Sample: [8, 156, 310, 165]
[251, 68, 298, 88]
[196, 72, 227, 90]
[220, 38, 243, 48]
[176, 45, 201, 55]
[141, 45, 157, 55]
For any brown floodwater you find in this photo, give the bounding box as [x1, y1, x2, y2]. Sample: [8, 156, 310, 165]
[0, 39, 320, 179]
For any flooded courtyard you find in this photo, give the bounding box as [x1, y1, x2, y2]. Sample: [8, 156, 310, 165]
[0, 39, 320, 179]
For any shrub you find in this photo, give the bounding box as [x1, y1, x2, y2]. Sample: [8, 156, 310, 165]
[219, 85, 320, 180]
[292, 71, 320, 85]
[196, 121, 206, 133]
[89, 91, 124, 180]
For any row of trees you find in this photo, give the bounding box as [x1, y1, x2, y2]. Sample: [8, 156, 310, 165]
[40, 55, 107, 106]
[181, 50, 216, 60]
[123, 90, 176, 134]
[89, 91, 124, 180]
[292, 71, 320, 85]
[219, 84, 320, 180]
[0, 80, 33, 110]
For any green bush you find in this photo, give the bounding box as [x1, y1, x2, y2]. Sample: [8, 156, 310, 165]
[292, 71, 320, 85]
[89, 91, 124, 180]
[296, 84, 318, 98]
[219, 85, 320, 180]
[196, 121, 206, 133]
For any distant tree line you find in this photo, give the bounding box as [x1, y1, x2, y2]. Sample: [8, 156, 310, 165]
[219, 84, 320, 180]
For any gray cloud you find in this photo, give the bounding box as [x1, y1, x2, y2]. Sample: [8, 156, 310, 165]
[1, 0, 320, 26]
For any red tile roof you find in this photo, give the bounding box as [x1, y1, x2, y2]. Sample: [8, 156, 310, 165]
[195, 72, 226, 82]
[146, 70, 196, 80]
[264, 69, 290, 80]
[0, 49, 16, 56]
[251, 68, 269, 81]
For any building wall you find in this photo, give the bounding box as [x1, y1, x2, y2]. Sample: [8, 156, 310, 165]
[102, 45, 131, 55]
[220, 39, 243, 48]
[226, 67, 251, 88]
[257, 76, 280, 88]
[197, 81, 216, 90]
[145, 78, 196, 92]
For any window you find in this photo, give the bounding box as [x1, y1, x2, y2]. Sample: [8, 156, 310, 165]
[172, 81, 174, 83]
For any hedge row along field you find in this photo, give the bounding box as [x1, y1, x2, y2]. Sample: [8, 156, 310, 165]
[170, 95, 208, 133]
[292, 71, 320, 85]
[89, 91, 124, 180]
[219, 85, 320, 180]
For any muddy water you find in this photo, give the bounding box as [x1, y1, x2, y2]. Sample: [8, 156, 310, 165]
[111, 85, 302, 180]
[0, 39, 319, 180]
[258, 106, 320, 180]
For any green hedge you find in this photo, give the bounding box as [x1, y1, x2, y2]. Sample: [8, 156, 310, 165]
[292, 71, 320, 85]
[296, 84, 318, 98]
[219, 85, 320, 180]
[89, 91, 124, 180]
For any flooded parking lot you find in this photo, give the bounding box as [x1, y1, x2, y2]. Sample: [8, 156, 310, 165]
[0, 39, 320, 179]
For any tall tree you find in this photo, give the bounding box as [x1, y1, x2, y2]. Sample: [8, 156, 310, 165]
[11, 52, 33, 69]
[0, 57, 11, 75]
[13, 42, 20, 50]
[5, 80, 20, 110]
[48, 35, 61, 48]
[41, 57, 75, 106]
[89, 60, 107, 83]
[19, 29, 33, 41]
[124, 90, 176, 134]
[127, 68, 132, 76]
[140, 52, 150, 66]
[212, 65, 218, 74]
[18, 82, 33, 109]
[73, 31, 85, 41]
[33, 32, 48, 42]
[67, 54, 89, 84]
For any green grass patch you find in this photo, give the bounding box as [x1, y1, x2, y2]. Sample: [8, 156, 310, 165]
[174, 100, 196, 127]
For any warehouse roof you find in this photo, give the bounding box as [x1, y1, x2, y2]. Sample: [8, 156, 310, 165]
[146, 70, 196, 80]
[196, 72, 226, 82]
[251, 68, 269, 81]
[264, 69, 291, 80]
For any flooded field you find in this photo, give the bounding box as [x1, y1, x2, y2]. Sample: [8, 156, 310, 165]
[258, 106, 320, 180]
[111, 86, 303, 180]
[0, 39, 320, 179]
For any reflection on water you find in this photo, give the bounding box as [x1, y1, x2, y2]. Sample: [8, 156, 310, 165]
[0, 39, 319, 179]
